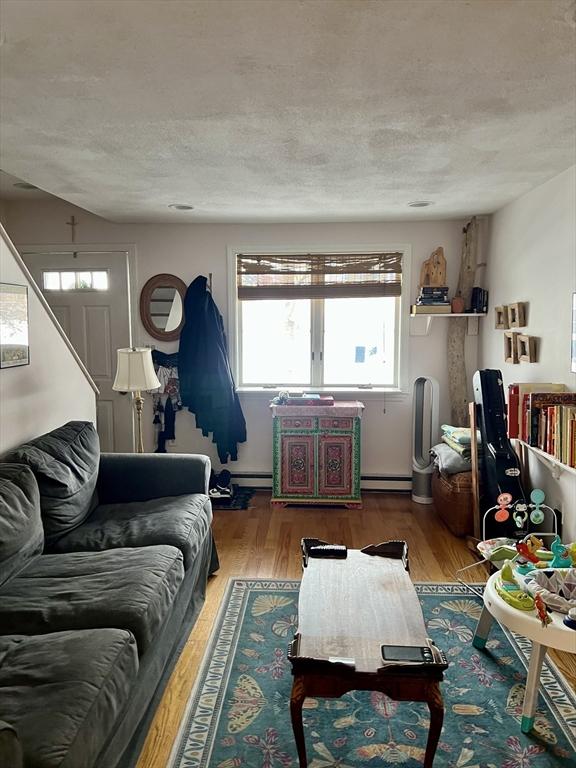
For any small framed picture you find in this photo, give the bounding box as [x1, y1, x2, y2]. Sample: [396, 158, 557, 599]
[517, 334, 537, 363]
[506, 301, 526, 328]
[504, 331, 519, 364]
[571, 292, 576, 374]
[0, 283, 29, 368]
[494, 306, 509, 329]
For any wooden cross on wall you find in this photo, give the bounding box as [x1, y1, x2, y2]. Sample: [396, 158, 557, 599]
[66, 215, 77, 243]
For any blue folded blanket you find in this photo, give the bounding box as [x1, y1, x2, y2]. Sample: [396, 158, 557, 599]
[441, 424, 482, 446]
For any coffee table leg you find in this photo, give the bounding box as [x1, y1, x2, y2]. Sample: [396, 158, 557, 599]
[423, 682, 444, 768]
[472, 605, 494, 650]
[521, 641, 547, 733]
[290, 676, 308, 767]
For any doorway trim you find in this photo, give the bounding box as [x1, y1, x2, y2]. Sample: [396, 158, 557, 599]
[18, 241, 139, 450]
[17, 242, 139, 349]
[1, 225, 98, 393]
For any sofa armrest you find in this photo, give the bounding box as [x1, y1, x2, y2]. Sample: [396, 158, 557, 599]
[0, 721, 23, 768]
[97, 453, 211, 504]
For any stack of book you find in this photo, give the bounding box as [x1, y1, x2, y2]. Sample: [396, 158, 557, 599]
[285, 394, 335, 406]
[411, 285, 450, 315]
[507, 382, 576, 467]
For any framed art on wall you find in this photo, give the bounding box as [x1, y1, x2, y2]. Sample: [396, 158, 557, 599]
[0, 283, 29, 368]
[572, 292, 576, 374]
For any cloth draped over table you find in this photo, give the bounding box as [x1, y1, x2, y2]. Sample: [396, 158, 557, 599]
[178, 275, 246, 463]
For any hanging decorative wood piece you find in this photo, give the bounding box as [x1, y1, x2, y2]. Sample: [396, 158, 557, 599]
[447, 218, 479, 426]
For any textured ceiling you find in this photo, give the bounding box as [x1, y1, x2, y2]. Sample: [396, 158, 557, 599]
[0, 0, 575, 223]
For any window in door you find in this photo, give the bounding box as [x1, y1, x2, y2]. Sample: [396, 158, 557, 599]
[235, 251, 404, 389]
[42, 270, 109, 291]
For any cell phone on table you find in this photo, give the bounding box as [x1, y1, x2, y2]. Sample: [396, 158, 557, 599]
[381, 645, 434, 663]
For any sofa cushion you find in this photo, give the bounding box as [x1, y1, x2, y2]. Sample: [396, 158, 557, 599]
[0, 719, 22, 768]
[4, 421, 99, 547]
[51, 493, 212, 569]
[0, 546, 184, 654]
[0, 629, 138, 768]
[0, 464, 44, 589]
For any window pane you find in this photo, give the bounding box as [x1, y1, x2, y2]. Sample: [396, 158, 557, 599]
[241, 299, 310, 385]
[323, 296, 396, 386]
[60, 272, 75, 290]
[92, 271, 109, 290]
[43, 272, 60, 290]
[77, 272, 92, 289]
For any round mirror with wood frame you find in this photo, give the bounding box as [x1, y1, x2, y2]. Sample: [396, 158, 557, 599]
[140, 273, 187, 342]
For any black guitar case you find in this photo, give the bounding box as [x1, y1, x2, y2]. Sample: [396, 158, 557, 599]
[472, 369, 528, 539]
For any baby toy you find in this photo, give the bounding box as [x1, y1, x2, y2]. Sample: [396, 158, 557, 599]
[485, 493, 531, 532]
[529, 488, 546, 524]
[533, 593, 551, 628]
[514, 534, 555, 575]
[512, 501, 529, 529]
[494, 492, 512, 522]
[550, 535, 573, 569]
[495, 560, 535, 610]
[484, 488, 560, 549]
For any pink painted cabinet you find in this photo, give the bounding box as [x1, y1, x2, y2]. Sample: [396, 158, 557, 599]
[270, 402, 363, 507]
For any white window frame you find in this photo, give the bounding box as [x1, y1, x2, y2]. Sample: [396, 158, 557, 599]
[41, 268, 111, 291]
[227, 243, 412, 394]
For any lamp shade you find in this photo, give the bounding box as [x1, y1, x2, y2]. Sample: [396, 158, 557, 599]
[112, 347, 161, 392]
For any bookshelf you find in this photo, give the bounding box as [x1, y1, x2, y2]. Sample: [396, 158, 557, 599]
[409, 312, 487, 337]
[512, 438, 576, 480]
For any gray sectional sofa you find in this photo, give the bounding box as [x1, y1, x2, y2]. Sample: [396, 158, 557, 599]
[0, 421, 218, 768]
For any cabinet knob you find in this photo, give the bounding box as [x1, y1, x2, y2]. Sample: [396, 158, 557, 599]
[295, 420, 301, 427]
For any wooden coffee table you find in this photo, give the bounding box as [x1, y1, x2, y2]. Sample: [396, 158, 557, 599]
[288, 540, 448, 768]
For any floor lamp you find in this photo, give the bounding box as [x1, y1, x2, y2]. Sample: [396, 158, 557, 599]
[112, 347, 161, 453]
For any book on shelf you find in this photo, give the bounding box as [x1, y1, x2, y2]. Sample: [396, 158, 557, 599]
[416, 298, 450, 305]
[419, 285, 449, 294]
[411, 304, 451, 315]
[507, 382, 567, 440]
[469, 287, 489, 314]
[528, 392, 576, 449]
[570, 418, 576, 467]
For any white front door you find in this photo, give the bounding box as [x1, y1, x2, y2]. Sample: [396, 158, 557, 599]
[23, 249, 133, 452]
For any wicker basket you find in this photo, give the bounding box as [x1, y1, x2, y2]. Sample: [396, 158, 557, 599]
[431, 469, 474, 538]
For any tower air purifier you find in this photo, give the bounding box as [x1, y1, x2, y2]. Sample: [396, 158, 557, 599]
[412, 376, 440, 504]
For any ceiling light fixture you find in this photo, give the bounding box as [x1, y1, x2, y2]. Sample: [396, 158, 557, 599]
[168, 203, 194, 211]
[13, 182, 39, 190]
[407, 201, 434, 208]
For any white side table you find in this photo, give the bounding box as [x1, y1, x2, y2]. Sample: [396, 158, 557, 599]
[472, 571, 576, 733]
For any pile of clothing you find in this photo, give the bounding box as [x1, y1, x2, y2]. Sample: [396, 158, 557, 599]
[430, 424, 483, 475]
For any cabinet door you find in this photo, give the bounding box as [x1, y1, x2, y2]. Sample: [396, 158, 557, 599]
[278, 434, 316, 496]
[318, 433, 355, 498]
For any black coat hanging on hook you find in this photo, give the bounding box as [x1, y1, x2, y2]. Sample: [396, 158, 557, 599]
[179, 275, 246, 462]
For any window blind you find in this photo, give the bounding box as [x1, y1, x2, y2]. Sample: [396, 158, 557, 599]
[236, 252, 402, 300]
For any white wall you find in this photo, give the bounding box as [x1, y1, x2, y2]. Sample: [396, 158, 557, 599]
[0, 224, 97, 453]
[480, 166, 576, 539]
[3, 199, 475, 483]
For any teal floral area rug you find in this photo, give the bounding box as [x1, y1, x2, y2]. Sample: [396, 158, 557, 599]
[169, 580, 576, 768]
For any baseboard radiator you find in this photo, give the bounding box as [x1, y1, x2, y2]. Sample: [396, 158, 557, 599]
[230, 473, 412, 493]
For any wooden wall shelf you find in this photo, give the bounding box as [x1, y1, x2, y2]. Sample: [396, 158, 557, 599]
[409, 313, 487, 337]
[512, 439, 576, 480]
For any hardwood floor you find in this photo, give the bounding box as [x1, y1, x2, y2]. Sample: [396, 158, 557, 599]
[136, 491, 576, 768]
